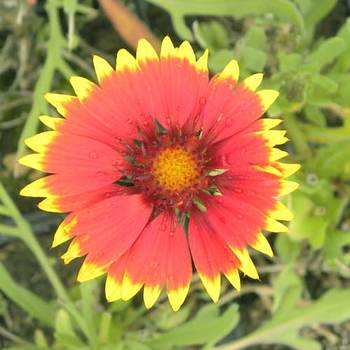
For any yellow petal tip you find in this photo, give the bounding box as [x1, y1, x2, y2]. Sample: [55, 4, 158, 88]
[232, 248, 259, 280]
[257, 90, 279, 111]
[243, 73, 263, 91]
[220, 59, 239, 81]
[136, 39, 158, 63]
[77, 262, 105, 282]
[105, 275, 122, 302]
[93, 55, 114, 83]
[144, 285, 162, 309]
[199, 273, 221, 302]
[251, 233, 273, 257]
[168, 284, 190, 312]
[279, 180, 299, 196]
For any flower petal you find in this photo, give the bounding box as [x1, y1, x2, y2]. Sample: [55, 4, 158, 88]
[70, 194, 152, 269]
[250, 232, 273, 257]
[189, 215, 241, 301]
[243, 73, 263, 91]
[136, 38, 159, 63]
[124, 214, 192, 310]
[93, 55, 114, 83]
[218, 59, 239, 82]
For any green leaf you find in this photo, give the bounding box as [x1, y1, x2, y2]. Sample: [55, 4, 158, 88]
[146, 0, 305, 39]
[55, 309, 85, 347]
[148, 303, 240, 348]
[310, 74, 338, 94]
[304, 105, 326, 127]
[193, 20, 230, 50]
[275, 234, 301, 263]
[218, 289, 350, 350]
[278, 52, 302, 72]
[0, 263, 56, 327]
[243, 26, 267, 50]
[272, 266, 302, 314]
[303, 0, 337, 44]
[332, 74, 350, 107]
[289, 191, 328, 249]
[208, 49, 234, 72]
[153, 305, 192, 330]
[305, 37, 346, 72]
[240, 46, 267, 72]
[323, 230, 350, 262]
[124, 341, 151, 350]
[334, 18, 350, 72]
[313, 140, 350, 178]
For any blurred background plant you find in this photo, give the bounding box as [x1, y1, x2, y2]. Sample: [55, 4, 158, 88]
[1, 0, 350, 349]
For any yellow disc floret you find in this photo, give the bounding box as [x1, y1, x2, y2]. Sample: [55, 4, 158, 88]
[152, 147, 200, 192]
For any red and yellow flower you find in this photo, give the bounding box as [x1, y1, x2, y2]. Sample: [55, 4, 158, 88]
[20, 37, 299, 311]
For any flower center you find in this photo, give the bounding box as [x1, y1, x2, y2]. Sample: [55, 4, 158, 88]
[152, 147, 200, 192]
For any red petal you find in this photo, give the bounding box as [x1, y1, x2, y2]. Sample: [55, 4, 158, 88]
[125, 213, 191, 289]
[39, 184, 121, 213]
[57, 98, 119, 147]
[70, 194, 152, 267]
[202, 193, 266, 249]
[212, 127, 269, 169]
[41, 133, 122, 176]
[189, 214, 240, 279]
[104, 57, 209, 129]
[201, 80, 263, 143]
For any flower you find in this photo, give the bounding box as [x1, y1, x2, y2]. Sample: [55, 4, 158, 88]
[19, 37, 299, 311]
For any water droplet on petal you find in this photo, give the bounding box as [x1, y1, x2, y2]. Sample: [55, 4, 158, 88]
[150, 260, 158, 269]
[219, 215, 226, 223]
[221, 154, 230, 167]
[236, 214, 243, 220]
[89, 151, 98, 159]
[199, 97, 206, 105]
[234, 188, 243, 193]
[225, 117, 234, 127]
[168, 275, 175, 284]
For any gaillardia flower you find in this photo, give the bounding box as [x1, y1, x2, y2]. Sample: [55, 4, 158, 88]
[20, 37, 299, 311]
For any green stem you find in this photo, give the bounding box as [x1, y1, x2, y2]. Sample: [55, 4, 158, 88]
[0, 326, 30, 345]
[283, 114, 312, 158]
[215, 335, 257, 350]
[301, 124, 350, 144]
[0, 224, 19, 236]
[0, 205, 10, 215]
[0, 182, 69, 302]
[15, 0, 74, 174]
[0, 182, 94, 345]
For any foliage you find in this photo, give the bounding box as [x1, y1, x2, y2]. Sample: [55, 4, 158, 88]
[1, 0, 350, 349]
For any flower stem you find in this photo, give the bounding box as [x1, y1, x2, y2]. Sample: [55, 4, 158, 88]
[0, 181, 69, 302]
